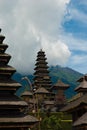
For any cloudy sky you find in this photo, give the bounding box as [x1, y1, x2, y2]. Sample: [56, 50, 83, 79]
[0, 0, 87, 74]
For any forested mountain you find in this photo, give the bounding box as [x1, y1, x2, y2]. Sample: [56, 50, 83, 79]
[12, 65, 83, 99]
[49, 65, 83, 98]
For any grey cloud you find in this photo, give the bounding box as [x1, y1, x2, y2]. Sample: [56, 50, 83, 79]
[0, 0, 70, 74]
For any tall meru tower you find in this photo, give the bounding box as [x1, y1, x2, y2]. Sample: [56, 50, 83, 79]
[0, 30, 38, 130]
[33, 49, 52, 90]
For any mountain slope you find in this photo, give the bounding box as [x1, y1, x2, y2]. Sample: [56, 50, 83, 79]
[49, 65, 83, 98]
[12, 65, 83, 99]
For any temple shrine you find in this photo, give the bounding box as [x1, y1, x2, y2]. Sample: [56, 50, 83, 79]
[52, 79, 69, 110]
[33, 49, 52, 90]
[61, 75, 87, 130]
[0, 30, 38, 130]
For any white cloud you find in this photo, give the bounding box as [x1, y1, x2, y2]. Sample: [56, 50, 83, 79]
[41, 38, 71, 65]
[64, 0, 87, 26]
[61, 33, 87, 52]
[59, 32, 87, 74]
[0, 0, 71, 74]
[67, 53, 87, 74]
[67, 8, 87, 25]
[70, 55, 87, 65]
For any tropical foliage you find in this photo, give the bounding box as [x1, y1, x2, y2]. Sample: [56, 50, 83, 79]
[32, 112, 72, 130]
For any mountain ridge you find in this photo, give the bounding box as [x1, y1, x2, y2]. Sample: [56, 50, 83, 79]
[12, 65, 83, 99]
[49, 65, 83, 98]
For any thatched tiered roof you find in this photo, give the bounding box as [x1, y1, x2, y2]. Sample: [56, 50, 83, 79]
[73, 112, 87, 127]
[61, 94, 87, 112]
[21, 91, 33, 97]
[33, 49, 52, 90]
[61, 75, 87, 130]
[0, 30, 38, 129]
[52, 80, 69, 90]
[34, 87, 50, 94]
[75, 76, 87, 92]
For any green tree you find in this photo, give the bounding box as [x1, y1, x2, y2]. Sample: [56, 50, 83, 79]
[41, 115, 62, 130]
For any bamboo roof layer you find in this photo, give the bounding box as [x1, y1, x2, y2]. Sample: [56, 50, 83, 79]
[52, 80, 69, 90]
[0, 95, 28, 107]
[0, 65, 16, 71]
[0, 79, 21, 87]
[34, 87, 50, 94]
[0, 101, 27, 106]
[75, 78, 87, 92]
[61, 94, 87, 112]
[77, 75, 87, 82]
[28, 99, 37, 104]
[21, 91, 33, 96]
[73, 112, 87, 126]
[0, 31, 39, 128]
[43, 100, 55, 105]
[0, 114, 38, 126]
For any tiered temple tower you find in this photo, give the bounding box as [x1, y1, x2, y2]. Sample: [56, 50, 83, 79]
[52, 80, 69, 110]
[33, 49, 52, 90]
[0, 30, 38, 130]
[75, 74, 87, 94]
[61, 75, 87, 130]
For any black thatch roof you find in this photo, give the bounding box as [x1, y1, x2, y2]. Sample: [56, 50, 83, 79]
[28, 99, 37, 104]
[77, 74, 87, 82]
[43, 100, 54, 105]
[0, 114, 38, 123]
[0, 30, 39, 128]
[52, 80, 69, 90]
[0, 65, 16, 71]
[75, 79, 87, 92]
[0, 100, 27, 107]
[21, 91, 33, 96]
[34, 87, 50, 94]
[73, 112, 87, 126]
[0, 114, 39, 127]
[61, 94, 87, 112]
[0, 79, 21, 87]
[0, 95, 28, 108]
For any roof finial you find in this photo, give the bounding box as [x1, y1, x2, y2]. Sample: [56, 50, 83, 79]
[0, 28, 2, 33]
[40, 48, 43, 52]
[0, 29, 5, 43]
